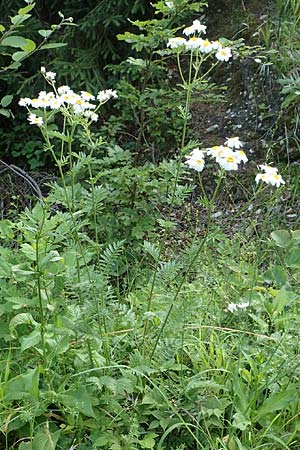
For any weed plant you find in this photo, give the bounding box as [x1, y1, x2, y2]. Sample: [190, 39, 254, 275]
[0, 2, 299, 450]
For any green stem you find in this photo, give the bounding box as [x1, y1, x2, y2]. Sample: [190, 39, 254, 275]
[149, 174, 224, 361]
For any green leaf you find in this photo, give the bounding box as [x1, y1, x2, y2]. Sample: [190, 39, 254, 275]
[10, 14, 31, 25]
[284, 248, 300, 268]
[60, 387, 96, 418]
[20, 243, 36, 261]
[255, 389, 296, 420]
[232, 412, 251, 430]
[12, 51, 28, 61]
[1, 35, 28, 48]
[47, 130, 73, 142]
[140, 433, 158, 449]
[18, 4, 35, 15]
[0, 108, 10, 117]
[0, 25, 5, 33]
[20, 330, 41, 352]
[270, 229, 291, 248]
[5, 367, 40, 401]
[32, 430, 60, 450]
[38, 29, 53, 38]
[9, 312, 38, 335]
[1, 95, 13, 107]
[40, 42, 68, 50]
[21, 38, 36, 52]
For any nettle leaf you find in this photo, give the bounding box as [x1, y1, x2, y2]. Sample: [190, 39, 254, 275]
[31, 430, 60, 450]
[4, 367, 40, 401]
[1, 35, 27, 48]
[60, 387, 96, 418]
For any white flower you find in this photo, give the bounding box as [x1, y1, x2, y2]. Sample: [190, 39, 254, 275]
[27, 113, 43, 126]
[199, 39, 213, 53]
[83, 110, 99, 122]
[183, 19, 207, 36]
[185, 37, 203, 50]
[185, 148, 205, 172]
[19, 97, 31, 107]
[167, 37, 186, 49]
[207, 145, 232, 162]
[218, 154, 239, 171]
[235, 150, 248, 164]
[45, 71, 56, 81]
[212, 40, 222, 50]
[225, 137, 243, 149]
[258, 164, 278, 174]
[57, 85, 72, 95]
[40, 66, 46, 74]
[81, 91, 95, 101]
[227, 302, 250, 312]
[97, 89, 118, 102]
[216, 47, 232, 62]
[255, 172, 285, 187]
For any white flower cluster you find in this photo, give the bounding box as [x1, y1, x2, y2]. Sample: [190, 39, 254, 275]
[255, 164, 285, 187]
[185, 137, 247, 172]
[167, 19, 232, 62]
[19, 68, 117, 126]
[227, 302, 250, 313]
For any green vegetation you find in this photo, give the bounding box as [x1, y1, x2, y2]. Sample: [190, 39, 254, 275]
[0, 1, 300, 449]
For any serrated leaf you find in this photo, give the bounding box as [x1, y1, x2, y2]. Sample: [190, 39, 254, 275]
[47, 130, 72, 142]
[1, 35, 28, 48]
[40, 42, 67, 50]
[60, 387, 96, 418]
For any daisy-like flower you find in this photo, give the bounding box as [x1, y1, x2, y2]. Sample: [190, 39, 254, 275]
[183, 19, 207, 36]
[185, 37, 203, 50]
[212, 40, 222, 50]
[45, 71, 56, 81]
[27, 113, 43, 126]
[207, 145, 232, 162]
[225, 137, 243, 149]
[57, 85, 72, 95]
[258, 164, 278, 174]
[199, 39, 213, 53]
[167, 37, 186, 49]
[218, 153, 239, 171]
[255, 171, 285, 187]
[216, 47, 232, 62]
[81, 91, 95, 101]
[235, 150, 248, 164]
[19, 97, 31, 107]
[97, 89, 118, 102]
[185, 148, 205, 172]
